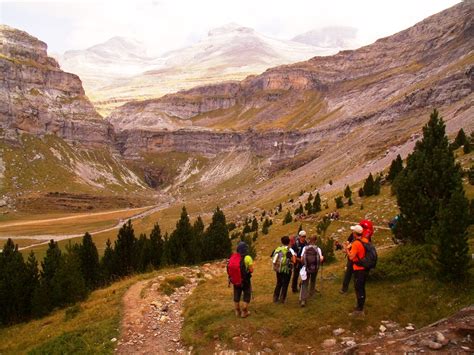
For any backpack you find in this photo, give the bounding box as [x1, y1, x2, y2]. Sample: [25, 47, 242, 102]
[354, 241, 378, 269]
[272, 246, 292, 273]
[227, 253, 245, 286]
[304, 246, 320, 273]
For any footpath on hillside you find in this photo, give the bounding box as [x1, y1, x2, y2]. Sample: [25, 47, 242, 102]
[115, 261, 226, 354]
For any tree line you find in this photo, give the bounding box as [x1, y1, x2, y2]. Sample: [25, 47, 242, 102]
[0, 206, 231, 325]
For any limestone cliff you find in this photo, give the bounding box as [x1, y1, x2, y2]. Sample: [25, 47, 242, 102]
[0, 25, 113, 147]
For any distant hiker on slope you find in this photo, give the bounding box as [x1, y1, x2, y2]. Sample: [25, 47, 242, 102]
[291, 230, 308, 293]
[343, 224, 370, 316]
[299, 236, 324, 307]
[340, 219, 373, 294]
[227, 241, 254, 318]
[271, 236, 296, 303]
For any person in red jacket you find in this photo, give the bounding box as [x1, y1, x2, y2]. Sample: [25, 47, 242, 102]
[344, 224, 369, 316]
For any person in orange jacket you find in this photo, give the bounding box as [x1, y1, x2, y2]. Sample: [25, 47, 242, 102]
[343, 224, 369, 316]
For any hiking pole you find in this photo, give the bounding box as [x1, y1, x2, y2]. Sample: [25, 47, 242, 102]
[319, 262, 323, 295]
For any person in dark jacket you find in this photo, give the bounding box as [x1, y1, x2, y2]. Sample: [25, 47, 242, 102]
[291, 230, 308, 293]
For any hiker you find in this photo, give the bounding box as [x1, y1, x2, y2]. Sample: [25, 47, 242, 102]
[291, 230, 308, 293]
[271, 236, 296, 303]
[343, 224, 369, 315]
[299, 236, 324, 307]
[229, 241, 254, 318]
[340, 220, 373, 294]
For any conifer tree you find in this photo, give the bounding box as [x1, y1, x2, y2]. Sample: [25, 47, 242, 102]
[313, 192, 322, 212]
[344, 185, 352, 199]
[348, 197, 353, 206]
[430, 189, 470, 281]
[191, 216, 205, 264]
[358, 188, 365, 197]
[363, 173, 375, 196]
[394, 109, 465, 244]
[0, 239, 30, 324]
[294, 203, 304, 215]
[160, 233, 171, 266]
[78, 232, 100, 290]
[283, 210, 293, 225]
[251, 217, 259, 232]
[262, 218, 270, 235]
[242, 220, 251, 234]
[469, 199, 474, 225]
[100, 239, 116, 283]
[50, 245, 88, 307]
[374, 175, 381, 195]
[149, 223, 163, 268]
[387, 154, 404, 182]
[203, 207, 231, 261]
[451, 128, 467, 149]
[240, 234, 256, 259]
[114, 220, 137, 275]
[168, 206, 193, 265]
[463, 139, 471, 154]
[334, 196, 344, 209]
[24, 251, 40, 318]
[135, 233, 152, 272]
[278, 203, 282, 212]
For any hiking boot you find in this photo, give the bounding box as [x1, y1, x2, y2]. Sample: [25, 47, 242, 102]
[241, 302, 250, 318]
[339, 289, 347, 294]
[349, 309, 365, 317]
[234, 302, 241, 317]
[300, 300, 306, 307]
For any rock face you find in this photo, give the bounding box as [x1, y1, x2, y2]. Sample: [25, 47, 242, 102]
[0, 25, 113, 147]
[109, 1, 473, 161]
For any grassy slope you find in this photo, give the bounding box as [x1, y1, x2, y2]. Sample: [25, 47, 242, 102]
[181, 182, 474, 353]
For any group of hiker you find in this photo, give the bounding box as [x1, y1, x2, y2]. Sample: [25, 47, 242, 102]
[228, 219, 376, 318]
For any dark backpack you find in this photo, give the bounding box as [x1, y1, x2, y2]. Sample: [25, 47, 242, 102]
[354, 241, 378, 269]
[227, 253, 250, 286]
[304, 246, 320, 273]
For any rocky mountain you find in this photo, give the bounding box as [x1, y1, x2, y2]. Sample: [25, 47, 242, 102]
[292, 26, 360, 49]
[0, 25, 112, 147]
[57, 24, 338, 116]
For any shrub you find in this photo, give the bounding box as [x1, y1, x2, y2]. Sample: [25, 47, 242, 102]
[159, 275, 188, 296]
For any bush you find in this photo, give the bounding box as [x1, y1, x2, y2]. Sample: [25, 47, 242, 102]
[370, 245, 433, 281]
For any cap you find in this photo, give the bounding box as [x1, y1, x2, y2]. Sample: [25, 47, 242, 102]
[350, 225, 363, 235]
[298, 230, 307, 237]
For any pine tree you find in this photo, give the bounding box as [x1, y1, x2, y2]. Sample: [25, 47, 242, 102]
[348, 197, 353, 206]
[451, 128, 467, 149]
[262, 218, 270, 235]
[50, 245, 88, 307]
[251, 217, 259, 232]
[24, 251, 40, 318]
[469, 199, 474, 225]
[242, 220, 251, 234]
[78, 232, 100, 290]
[344, 185, 352, 199]
[191, 216, 205, 264]
[430, 189, 470, 282]
[358, 188, 365, 197]
[294, 203, 304, 215]
[363, 173, 375, 196]
[149, 223, 163, 268]
[282, 210, 293, 225]
[168, 206, 193, 265]
[394, 109, 464, 244]
[374, 175, 381, 195]
[100, 239, 116, 283]
[387, 154, 404, 182]
[203, 207, 231, 261]
[313, 192, 322, 212]
[463, 139, 471, 154]
[469, 167, 474, 185]
[114, 220, 137, 275]
[278, 203, 282, 212]
[160, 233, 172, 266]
[0, 239, 30, 324]
[135, 233, 152, 272]
[334, 196, 344, 209]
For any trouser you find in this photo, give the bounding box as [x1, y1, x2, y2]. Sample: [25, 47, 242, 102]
[291, 264, 302, 292]
[341, 259, 353, 292]
[233, 281, 252, 303]
[354, 269, 368, 311]
[273, 271, 292, 302]
[300, 271, 317, 301]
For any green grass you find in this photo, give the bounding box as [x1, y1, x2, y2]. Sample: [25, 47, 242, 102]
[159, 275, 189, 296]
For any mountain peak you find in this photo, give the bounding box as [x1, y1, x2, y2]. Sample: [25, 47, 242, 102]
[208, 23, 254, 37]
[88, 36, 148, 58]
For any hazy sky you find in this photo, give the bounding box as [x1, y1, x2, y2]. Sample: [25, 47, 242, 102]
[0, 0, 461, 56]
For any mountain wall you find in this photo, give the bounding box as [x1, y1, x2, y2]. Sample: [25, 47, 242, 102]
[0, 25, 113, 147]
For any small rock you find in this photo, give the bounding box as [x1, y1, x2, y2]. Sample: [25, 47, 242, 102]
[420, 339, 443, 350]
[322, 339, 337, 348]
[379, 325, 387, 333]
[263, 348, 272, 353]
[405, 340, 417, 346]
[274, 342, 284, 350]
[333, 328, 345, 336]
[435, 331, 448, 345]
[346, 340, 357, 347]
[405, 325, 415, 331]
[341, 337, 355, 342]
[461, 346, 470, 351]
[111, 338, 117, 342]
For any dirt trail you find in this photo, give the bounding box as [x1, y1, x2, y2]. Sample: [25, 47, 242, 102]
[116, 261, 226, 354]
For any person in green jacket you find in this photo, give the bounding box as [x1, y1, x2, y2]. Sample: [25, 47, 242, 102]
[271, 236, 296, 303]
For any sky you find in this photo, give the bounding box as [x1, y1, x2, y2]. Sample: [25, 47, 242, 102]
[0, 0, 462, 56]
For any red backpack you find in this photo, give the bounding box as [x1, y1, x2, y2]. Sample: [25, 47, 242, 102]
[227, 253, 244, 286]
